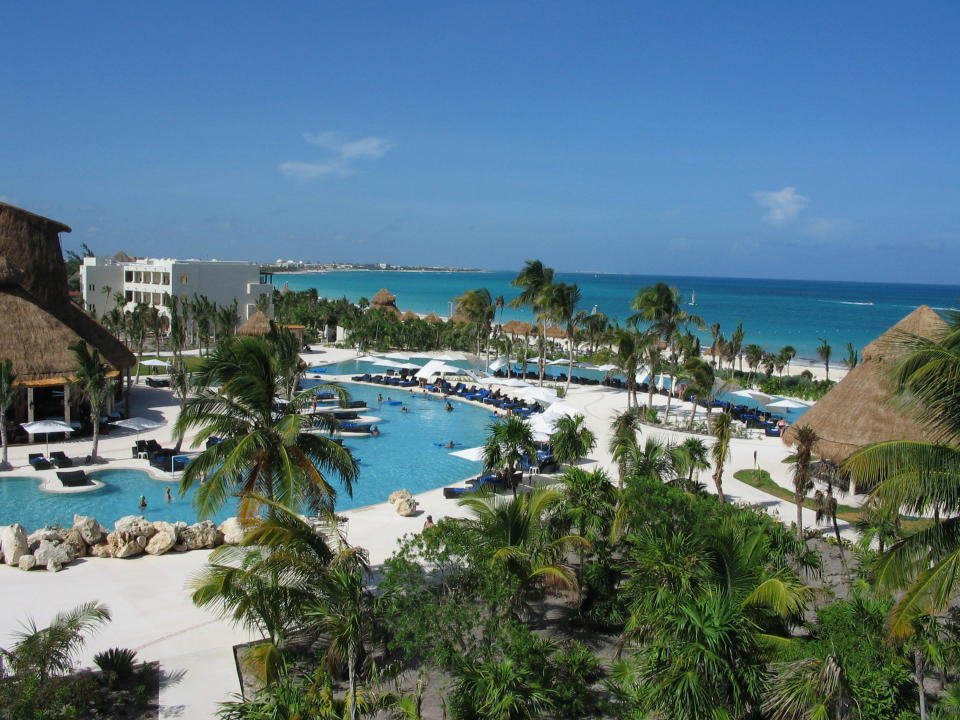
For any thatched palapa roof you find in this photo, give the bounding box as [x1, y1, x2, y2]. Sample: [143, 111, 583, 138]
[113, 250, 136, 263]
[424, 313, 442, 324]
[371, 288, 397, 307]
[545, 324, 567, 339]
[502, 320, 534, 335]
[0, 202, 135, 385]
[237, 310, 273, 337]
[402, 310, 419, 321]
[781, 305, 948, 463]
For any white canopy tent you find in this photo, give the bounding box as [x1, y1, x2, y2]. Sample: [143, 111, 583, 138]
[516, 386, 559, 405]
[415, 360, 465, 379]
[488, 356, 511, 371]
[139, 358, 172, 368]
[449, 446, 486, 462]
[765, 398, 809, 411]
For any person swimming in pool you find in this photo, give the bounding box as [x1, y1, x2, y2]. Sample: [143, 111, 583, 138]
[444, 401, 454, 411]
[371, 425, 380, 436]
[139, 495, 147, 512]
[444, 440, 455, 448]
[401, 406, 409, 413]
[377, 394, 383, 403]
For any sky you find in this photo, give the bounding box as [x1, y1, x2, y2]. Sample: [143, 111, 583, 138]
[2, 2, 959, 284]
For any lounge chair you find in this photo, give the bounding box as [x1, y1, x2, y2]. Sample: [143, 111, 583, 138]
[57, 470, 93, 487]
[50, 451, 73, 468]
[145, 377, 170, 388]
[28, 453, 52, 470]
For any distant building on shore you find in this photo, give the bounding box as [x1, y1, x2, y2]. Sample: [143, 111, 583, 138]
[81, 256, 274, 323]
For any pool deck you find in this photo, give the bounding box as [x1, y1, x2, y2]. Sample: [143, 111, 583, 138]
[0, 344, 855, 718]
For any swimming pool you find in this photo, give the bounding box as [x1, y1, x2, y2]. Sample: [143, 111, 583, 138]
[0, 382, 491, 531]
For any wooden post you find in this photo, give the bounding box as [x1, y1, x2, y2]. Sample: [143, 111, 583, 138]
[26, 386, 34, 442]
[63, 383, 71, 426]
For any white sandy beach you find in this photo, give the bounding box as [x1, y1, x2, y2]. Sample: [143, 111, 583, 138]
[0, 345, 851, 718]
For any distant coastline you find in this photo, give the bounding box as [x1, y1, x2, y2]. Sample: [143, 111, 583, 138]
[267, 265, 485, 275]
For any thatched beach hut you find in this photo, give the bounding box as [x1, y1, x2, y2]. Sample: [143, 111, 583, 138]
[236, 309, 273, 337]
[370, 288, 401, 317]
[781, 305, 948, 463]
[0, 202, 135, 431]
[424, 313, 443, 324]
[402, 310, 419, 321]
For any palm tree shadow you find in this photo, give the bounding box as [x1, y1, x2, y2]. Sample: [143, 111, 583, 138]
[159, 667, 187, 689]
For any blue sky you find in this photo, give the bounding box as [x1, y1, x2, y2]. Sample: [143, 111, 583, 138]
[2, 1, 958, 283]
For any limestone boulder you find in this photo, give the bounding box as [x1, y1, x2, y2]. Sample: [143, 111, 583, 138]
[89, 544, 112, 559]
[395, 497, 419, 517]
[388, 489, 412, 505]
[47, 560, 62, 573]
[28, 528, 64, 551]
[18, 554, 36, 571]
[145, 525, 177, 556]
[106, 531, 143, 559]
[1, 523, 28, 565]
[34, 540, 75, 568]
[114, 515, 157, 539]
[181, 520, 222, 550]
[218, 518, 246, 545]
[73, 515, 106, 545]
[62, 529, 88, 558]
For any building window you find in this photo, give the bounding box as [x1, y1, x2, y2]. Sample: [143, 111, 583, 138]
[125, 271, 133, 282]
[162, 272, 170, 285]
[179, 273, 189, 284]
[125, 291, 133, 302]
[87, 284, 95, 292]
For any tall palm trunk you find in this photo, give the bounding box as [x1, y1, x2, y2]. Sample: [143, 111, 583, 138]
[348, 637, 358, 720]
[566, 328, 574, 394]
[712, 463, 724, 501]
[89, 406, 101, 460]
[538, 322, 546, 386]
[0, 423, 9, 469]
[916, 648, 928, 720]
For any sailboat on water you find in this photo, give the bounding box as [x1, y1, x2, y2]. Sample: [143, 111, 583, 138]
[688, 291, 697, 306]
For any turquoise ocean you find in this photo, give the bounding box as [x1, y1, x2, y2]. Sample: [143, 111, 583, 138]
[279, 271, 960, 363]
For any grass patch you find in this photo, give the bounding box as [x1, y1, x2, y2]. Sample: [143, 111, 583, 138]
[133, 356, 204, 374]
[733, 468, 861, 523]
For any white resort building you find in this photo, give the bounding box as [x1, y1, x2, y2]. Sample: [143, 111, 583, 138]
[81, 255, 274, 321]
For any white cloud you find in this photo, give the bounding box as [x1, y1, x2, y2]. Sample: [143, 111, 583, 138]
[282, 131, 393, 179]
[279, 161, 354, 179]
[753, 186, 808, 225]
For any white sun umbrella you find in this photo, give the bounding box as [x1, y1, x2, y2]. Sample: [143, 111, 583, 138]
[547, 358, 570, 366]
[765, 399, 809, 411]
[415, 359, 463, 379]
[355, 355, 382, 363]
[488, 355, 511, 371]
[111, 417, 165, 442]
[139, 358, 172, 368]
[595, 363, 618, 372]
[21, 419, 74, 456]
[396, 362, 423, 371]
[435, 352, 469, 362]
[517, 386, 559, 406]
[450, 446, 485, 462]
[486, 377, 530, 388]
[575, 362, 600, 370]
[382, 351, 412, 360]
[372, 358, 406, 369]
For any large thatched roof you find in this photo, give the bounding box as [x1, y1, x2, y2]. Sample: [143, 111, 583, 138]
[0, 202, 135, 385]
[371, 288, 397, 307]
[781, 305, 948, 462]
[401, 310, 419, 321]
[113, 250, 135, 263]
[545, 324, 567, 339]
[237, 310, 273, 336]
[502, 320, 534, 335]
[424, 313, 442, 324]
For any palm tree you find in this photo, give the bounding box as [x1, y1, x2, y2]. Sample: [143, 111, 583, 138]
[609, 408, 642, 485]
[709, 322, 722, 369]
[780, 345, 797, 375]
[559, 467, 616, 578]
[69, 341, 113, 461]
[730, 321, 745, 372]
[612, 328, 642, 409]
[789, 425, 818, 540]
[191, 498, 345, 685]
[677, 357, 714, 430]
[481, 416, 538, 496]
[763, 655, 854, 720]
[510, 260, 555, 386]
[817, 337, 833, 380]
[0, 602, 111, 684]
[550, 413, 596, 468]
[541, 282, 581, 393]
[843, 341, 859, 370]
[306, 550, 376, 720]
[843, 316, 960, 639]
[175, 336, 358, 519]
[628, 282, 703, 340]
[677, 437, 709, 491]
[127, 305, 147, 386]
[454, 288, 495, 359]
[624, 436, 686, 485]
[710, 412, 733, 502]
[0, 358, 17, 470]
[744, 344, 764, 383]
[459, 488, 589, 615]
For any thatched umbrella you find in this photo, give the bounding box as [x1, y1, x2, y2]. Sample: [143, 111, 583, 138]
[545, 324, 567, 340]
[450, 313, 469, 324]
[371, 288, 397, 307]
[113, 250, 136, 263]
[402, 310, 419, 321]
[237, 310, 273, 337]
[781, 305, 948, 463]
[424, 313, 443, 324]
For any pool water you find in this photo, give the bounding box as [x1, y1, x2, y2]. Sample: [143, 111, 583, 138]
[0, 382, 491, 531]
